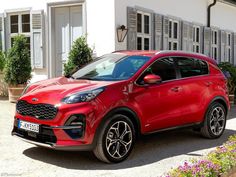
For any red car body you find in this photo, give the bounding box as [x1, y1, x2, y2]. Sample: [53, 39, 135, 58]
[12, 50, 230, 162]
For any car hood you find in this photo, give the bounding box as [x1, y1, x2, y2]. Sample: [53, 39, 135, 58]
[20, 77, 115, 105]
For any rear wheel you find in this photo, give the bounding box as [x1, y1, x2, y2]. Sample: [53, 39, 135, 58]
[93, 114, 135, 163]
[201, 102, 227, 139]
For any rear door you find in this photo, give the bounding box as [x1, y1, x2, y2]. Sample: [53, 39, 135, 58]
[173, 57, 210, 124]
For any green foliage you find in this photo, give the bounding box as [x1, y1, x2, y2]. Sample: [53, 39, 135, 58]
[166, 134, 236, 177]
[4, 35, 31, 85]
[218, 62, 236, 94]
[64, 36, 93, 76]
[0, 50, 5, 72]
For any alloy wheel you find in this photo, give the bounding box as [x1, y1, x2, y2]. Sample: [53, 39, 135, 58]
[209, 107, 225, 136]
[105, 121, 132, 159]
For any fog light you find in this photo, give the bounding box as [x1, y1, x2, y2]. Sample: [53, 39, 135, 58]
[64, 115, 85, 139]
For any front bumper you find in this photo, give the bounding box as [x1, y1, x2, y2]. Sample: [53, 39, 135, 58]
[12, 117, 94, 151]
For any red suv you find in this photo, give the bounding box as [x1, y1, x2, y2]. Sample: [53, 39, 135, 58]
[12, 51, 230, 163]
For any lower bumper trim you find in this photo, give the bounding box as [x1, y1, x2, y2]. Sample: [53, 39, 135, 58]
[12, 132, 94, 151]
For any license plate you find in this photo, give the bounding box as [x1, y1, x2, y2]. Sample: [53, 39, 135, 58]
[18, 120, 40, 133]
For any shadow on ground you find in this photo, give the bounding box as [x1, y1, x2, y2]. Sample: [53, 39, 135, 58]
[23, 126, 236, 170]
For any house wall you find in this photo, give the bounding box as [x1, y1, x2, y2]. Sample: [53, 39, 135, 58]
[1, 0, 236, 83]
[114, 0, 236, 51]
[86, 0, 115, 56]
[0, 0, 116, 82]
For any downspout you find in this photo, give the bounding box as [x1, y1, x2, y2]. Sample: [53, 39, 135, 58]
[207, 0, 217, 27]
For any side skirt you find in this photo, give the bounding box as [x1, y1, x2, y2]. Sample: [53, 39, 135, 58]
[144, 122, 202, 135]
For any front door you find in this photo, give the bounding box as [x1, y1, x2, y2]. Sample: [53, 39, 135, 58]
[55, 6, 83, 77]
[133, 57, 184, 132]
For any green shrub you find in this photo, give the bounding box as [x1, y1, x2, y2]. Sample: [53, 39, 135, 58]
[218, 62, 236, 94]
[64, 36, 93, 76]
[0, 50, 5, 72]
[4, 35, 31, 85]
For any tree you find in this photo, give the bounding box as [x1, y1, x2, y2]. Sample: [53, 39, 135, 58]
[4, 35, 31, 85]
[64, 36, 93, 76]
[0, 50, 5, 72]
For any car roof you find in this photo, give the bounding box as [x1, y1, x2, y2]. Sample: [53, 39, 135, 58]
[113, 50, 157, 57]
[113, 50, 217, 65]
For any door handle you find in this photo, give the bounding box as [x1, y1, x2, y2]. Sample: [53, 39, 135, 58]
[171, 87, 181, 92]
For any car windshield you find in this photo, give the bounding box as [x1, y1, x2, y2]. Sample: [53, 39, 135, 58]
[72, 53, 150, 81]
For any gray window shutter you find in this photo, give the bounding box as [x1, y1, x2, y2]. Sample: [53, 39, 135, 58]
[182, 21, 193, 52]
[154, 13, 163, 50]
[178, 21, 182, 50]
[230, 32, 234, 64]
[234, 33, 236, 65]
[182, 21, 188, 51]
[127, 7, 137, 50]
[189, 23, 194, 52]
[200, 26, 204, 54]
[0, 13, 5, 51]
[203, 27, 211, 57]
[163, 16, 169, 50]
[211, 28, 221, 63]
[30, 10, 45, 69]
[150, 13, 154, 50]
[220, 30, 226, 62]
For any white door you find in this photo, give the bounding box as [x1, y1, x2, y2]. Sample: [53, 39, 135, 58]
[55, 6, 83, 77]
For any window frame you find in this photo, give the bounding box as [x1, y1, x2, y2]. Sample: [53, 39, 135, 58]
[135, 56, 210, 86]
[193, 25, 201, 53]
[9, 12, 31, 47]
[225, 32, 232, 62]
[135, 57, 178, 86]
[174, 57, 210, 79]
[168, 19, 179, 50]
[211, 29, 219, 60]
[137, 11, 151, 50]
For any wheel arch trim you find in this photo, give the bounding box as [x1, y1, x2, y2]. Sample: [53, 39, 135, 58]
[92, 107, 141, 147]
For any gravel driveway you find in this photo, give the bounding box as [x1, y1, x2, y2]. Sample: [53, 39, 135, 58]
[0, 98, 236, 177]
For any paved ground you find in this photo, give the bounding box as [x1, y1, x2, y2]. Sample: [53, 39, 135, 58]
[0, 98, 236, 177]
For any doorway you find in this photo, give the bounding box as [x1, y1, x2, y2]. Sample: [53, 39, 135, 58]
[54, 5, 83, 77]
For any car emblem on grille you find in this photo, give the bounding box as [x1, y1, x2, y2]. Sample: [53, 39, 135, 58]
[32, 98, 38, 102]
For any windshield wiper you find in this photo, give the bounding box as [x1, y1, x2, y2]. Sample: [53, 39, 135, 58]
[76, 77, 95, 80]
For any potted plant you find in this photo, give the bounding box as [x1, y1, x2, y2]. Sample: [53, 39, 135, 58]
[4, 35, 31, 103]
[219, 62, 236, 104]
[64, 36, 93, 76]
[0, 50, 8, 97]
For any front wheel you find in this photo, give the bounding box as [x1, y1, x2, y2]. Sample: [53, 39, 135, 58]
[93, 114, 135, 163]
[201, 102, 227, 139]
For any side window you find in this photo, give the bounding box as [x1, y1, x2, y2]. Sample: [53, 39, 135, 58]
[175, 57, 208, 78]
[137, 58, 177, 84]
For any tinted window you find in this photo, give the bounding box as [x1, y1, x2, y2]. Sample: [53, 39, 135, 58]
[175, 57, 208, 78]
[137, 58, 176, 84]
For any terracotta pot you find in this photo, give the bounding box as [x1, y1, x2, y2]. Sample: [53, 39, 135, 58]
[229, 94, 235, 105]
[8, 84, 26, 103]
[0, 72, 8, 97]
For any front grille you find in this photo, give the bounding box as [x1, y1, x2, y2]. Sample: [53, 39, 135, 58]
[16, 100, 58, 120]
[13, 125, 57, 144]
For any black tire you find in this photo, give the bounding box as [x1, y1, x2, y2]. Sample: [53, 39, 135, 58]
[93, 114, 136, 163]
[200, 102, 227, 139]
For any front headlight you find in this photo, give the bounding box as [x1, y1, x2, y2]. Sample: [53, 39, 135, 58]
[61, 87, 105, 104]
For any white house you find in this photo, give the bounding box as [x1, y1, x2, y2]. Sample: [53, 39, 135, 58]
[0, 0, 236, 82]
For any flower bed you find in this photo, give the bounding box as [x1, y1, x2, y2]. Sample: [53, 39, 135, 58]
[165, 135, 236, 177]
